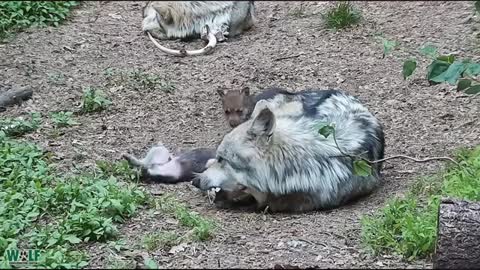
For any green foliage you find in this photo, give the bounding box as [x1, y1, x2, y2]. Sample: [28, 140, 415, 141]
[361, 145, 480, 260]
[0, 136, 150, 268]
[104, 68, 176, 93]
[81, 87, 112, 113]
[317, 123, 373, 177]
[0, 1, 79, 40]
[96, 159, 141, 183]
[323, 1, 362, 30]
[155, 194, 216, 242]
[0, 112, 42, 137]
[379, 37, 398, 59]
[142, 231, 180, 251]
[379, 38, 480, 95]
[317, 123, 335, 138]
[50, 111, 78, 128]
[353, 160, 372, 177]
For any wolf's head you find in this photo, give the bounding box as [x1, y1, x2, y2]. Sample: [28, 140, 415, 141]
[192, 107, 276, 192]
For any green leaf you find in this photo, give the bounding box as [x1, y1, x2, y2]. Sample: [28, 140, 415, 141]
[64, 235, 82, 244]
[419, 44, 438, 59]
[457, 79, 472, 91]
[402, 59, 417, 80]
[464, 85, 480, 95]
[429, 61, 467, 85]
[436, 54, 455, 64]
[318, 124, 335, 138]
[381, 38, 397, 58]
[353, 159, 372, 177]
[144, 258, 158, 269]
[464, 62, 480, 77]
[426, 60, 451, 84]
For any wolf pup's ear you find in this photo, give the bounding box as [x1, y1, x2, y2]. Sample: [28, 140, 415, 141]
[240, 87, 250, 96]
[248, 107, 275, 138]
[216, 89, 226, 97]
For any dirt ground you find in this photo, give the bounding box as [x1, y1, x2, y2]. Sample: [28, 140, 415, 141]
[1, 1, 479, 269]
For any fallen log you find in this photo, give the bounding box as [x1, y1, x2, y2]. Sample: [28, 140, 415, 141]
[433, 198, 480, 269]
[0, 86, 33, 111]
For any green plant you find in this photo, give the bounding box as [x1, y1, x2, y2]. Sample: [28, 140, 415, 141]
[379, 38, 480, 95]
[402, 45, 480, 95]
[0, 112, 42, 137]
[361, 145, 480, 260]
[81, 87, 112, 113]
[323, 1, 362, 30]
[0, 136, 151, 268]
[50, 111, 78, 128]
[142, 231, 180, 251]
[96, 159, 142, 183]
[154, 194, 216, 242]
[0, 1, 79, 40]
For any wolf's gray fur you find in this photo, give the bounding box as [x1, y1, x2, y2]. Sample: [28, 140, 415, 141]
[192, 88, 385, 213]
[142, 1, 255, 56]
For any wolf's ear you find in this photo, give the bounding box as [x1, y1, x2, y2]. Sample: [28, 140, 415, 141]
[248, 107, 275, 138]
[157, 9, 173, 25]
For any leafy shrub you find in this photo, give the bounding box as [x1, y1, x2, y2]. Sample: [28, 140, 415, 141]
[0, 1, 79, 40]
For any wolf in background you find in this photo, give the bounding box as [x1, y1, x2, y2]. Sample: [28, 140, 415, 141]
[192, 88, 385, 213]
[141, 1, 255, 56]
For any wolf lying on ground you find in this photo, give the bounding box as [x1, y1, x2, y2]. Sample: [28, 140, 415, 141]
[141, 1, 255, 56]
[122, 142, 216, 184]
[192, 88, 386, 213]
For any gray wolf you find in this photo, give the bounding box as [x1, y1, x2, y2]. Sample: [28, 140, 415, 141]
[192, 88, 385, 213]
[142, 1, 255, 56]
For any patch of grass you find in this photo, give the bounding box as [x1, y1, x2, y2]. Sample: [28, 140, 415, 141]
[0, 1, 80, 41]
[81, 87, 112, 113]
[104, 68, 176, 93]
[154, 194, 216, 242]
[50, 111, 78, 128]
[323, 1, 362, 30]
[96, 159, 141, 183]
[0, 135, 151, 268]
[361, 145, 480, 261]
[142, 231, 180, 252]
[0, 112, 42, 137]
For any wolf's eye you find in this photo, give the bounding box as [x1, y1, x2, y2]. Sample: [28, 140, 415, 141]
[217, 156, 224, 164]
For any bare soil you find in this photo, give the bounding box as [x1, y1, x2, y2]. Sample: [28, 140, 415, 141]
[1, 1, 479, 269]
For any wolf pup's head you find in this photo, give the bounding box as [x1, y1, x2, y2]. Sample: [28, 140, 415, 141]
[192, 107, 275, 192]
[217, 87, 252, 128]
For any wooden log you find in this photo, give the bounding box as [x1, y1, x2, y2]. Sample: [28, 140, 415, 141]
[433, 198, 480, 269]
[0, 86, 33, 111]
